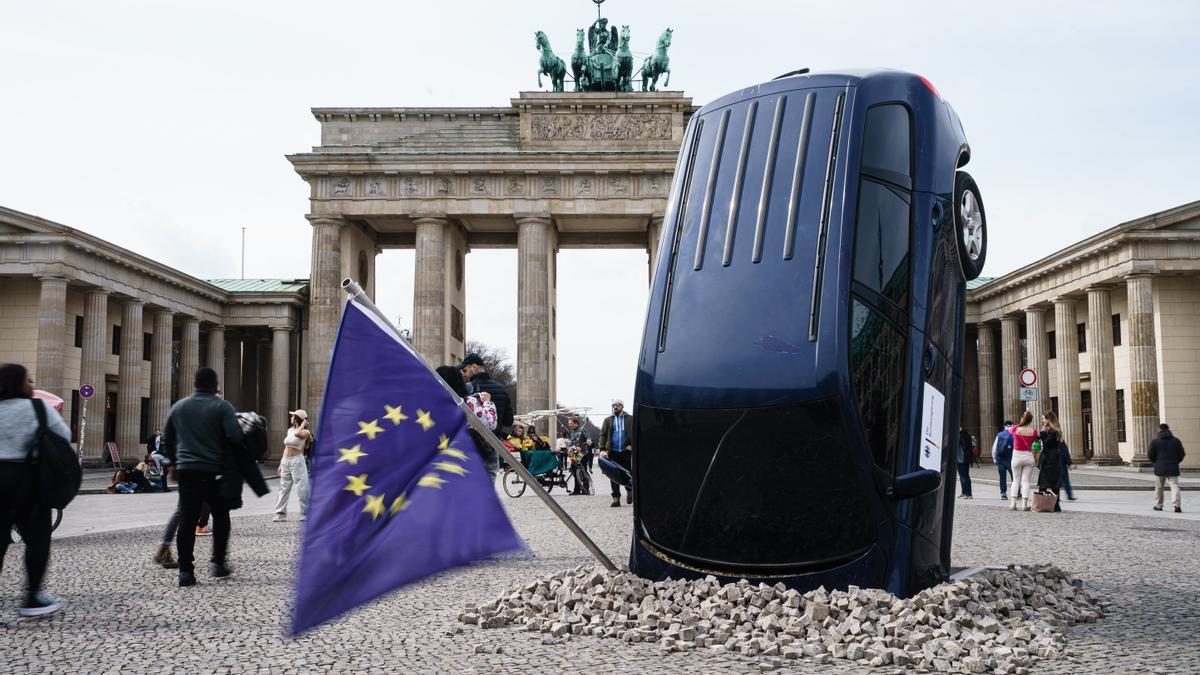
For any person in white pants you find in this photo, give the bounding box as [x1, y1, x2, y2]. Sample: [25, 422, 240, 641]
[1009, 411, 1039, 511]
[274, 410, 312, 522]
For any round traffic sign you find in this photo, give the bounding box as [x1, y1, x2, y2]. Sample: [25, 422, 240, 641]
[80, 384, 95, 399]
[1019, 369, 1037, 387]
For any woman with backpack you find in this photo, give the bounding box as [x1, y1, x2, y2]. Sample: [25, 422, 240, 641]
[1010, 411, 1039, 512]
[0, 363, 69, 617]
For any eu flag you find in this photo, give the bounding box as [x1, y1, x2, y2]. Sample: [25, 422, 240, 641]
[291, 299, 523, 634]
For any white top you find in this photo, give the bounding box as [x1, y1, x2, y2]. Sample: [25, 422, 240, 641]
[0, 398, 72, 461]
[283, 427, 306, 450]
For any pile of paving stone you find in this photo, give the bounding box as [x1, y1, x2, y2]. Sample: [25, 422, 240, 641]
[458, 563, 1106, 673]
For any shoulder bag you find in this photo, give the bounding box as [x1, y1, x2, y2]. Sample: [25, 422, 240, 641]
[26, 399, 83, 509]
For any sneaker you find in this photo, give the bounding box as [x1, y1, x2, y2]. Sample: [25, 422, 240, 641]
[611, 497, 621, 508]
[153, 544, 179, 569]
[18, 593, 63, 618]
[178, 571, 197, 587]
[1000, 494, 1008, 500]
[1153, 506, 1163, 511]
[211, 562, 233, 579]
[196, 526, 213, 536]
[1176, 506, 1183, 513]
[1067, 496, 1077, 501]
[1023, 502, 1031, 512]
[626, 492, 633, 504]
[272, 513, 287, 522]
[1009, 502, 1017, 511]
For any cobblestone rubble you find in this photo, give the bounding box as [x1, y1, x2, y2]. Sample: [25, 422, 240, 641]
[462, 564, 1105, 673]
[0, 486, 1196, 674]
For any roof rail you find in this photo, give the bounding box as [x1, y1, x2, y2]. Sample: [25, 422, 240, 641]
[773, 68, 810, 80]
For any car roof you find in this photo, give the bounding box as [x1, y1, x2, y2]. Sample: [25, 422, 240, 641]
[700, 69, 927, 115]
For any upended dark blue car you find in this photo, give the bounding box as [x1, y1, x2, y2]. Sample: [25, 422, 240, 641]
[631, 69, 987, 598]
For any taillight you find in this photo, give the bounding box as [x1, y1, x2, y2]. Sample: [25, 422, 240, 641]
[918, 75, 941, 99]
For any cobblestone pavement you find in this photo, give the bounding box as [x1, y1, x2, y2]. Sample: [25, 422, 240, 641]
[1, 475, 1197, 673]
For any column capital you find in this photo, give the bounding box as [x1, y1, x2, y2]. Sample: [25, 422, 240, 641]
[514, 214, 553, 227]
[975, 321, 994, 331]
[120, 298, 145, 308]
[1051, 295, 1079, 306]
[208, 324, 226, 332]
[271, 326, 292, 334]
[154, 308, 176, 317]
[306, 214, 345, 228]
[1084, 284, 1113, 294]
[34, 273, 69, 283]
[1023, 305, 1048, 316]
[1123, 272, 1155, 282]
[412, 215, 450, 227]
[181, 316, 201, 325]
[84, 287, 110, 298]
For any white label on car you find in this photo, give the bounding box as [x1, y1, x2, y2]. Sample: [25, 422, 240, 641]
[919, 382, 946, 472]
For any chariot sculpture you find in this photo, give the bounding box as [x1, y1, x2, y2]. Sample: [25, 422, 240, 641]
[535, 0, 673, 93]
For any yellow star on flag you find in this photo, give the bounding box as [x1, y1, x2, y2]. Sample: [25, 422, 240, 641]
[336, 444, 367, 465]
[417, 473, 447, 489]
[437, 434, 450, 450]
[433, 461, 468, 476]
[356, 419, 385, 441]
[415, 409, 435, 431]
[344, 473, 371, 496]
[439, 447, 468, 461]
[383, 404, 409, 426]
[390, 492, 410, 515]
[362, 493, 386, 521]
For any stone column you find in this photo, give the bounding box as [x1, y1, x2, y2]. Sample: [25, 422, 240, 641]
[648, 215, 665, 284]
[1086, 286, 1121, 465]
[116, 300, 144, 460]
[241, 335, 260, 412]
[269, 328, 291, 460]
[976, 323, 998, 435]
[1000, 316, 1023, 422]
[79, 289, 110, 460]
[1125, 275, 1160, 465]
[34, 276, 69, 399]
[177, 318, 200, 399]
[306, 216, 344, 424]
[257, 339, 272, 415]
[207, 326, 226, 379]
[1053, 297, 1085, 462]
[150, 311, 175, 433]
[1024, 307, 1050, 416]
[412, 216, 449, 363]
[516, 216, 552, 425]
[223, 332, 242, 409]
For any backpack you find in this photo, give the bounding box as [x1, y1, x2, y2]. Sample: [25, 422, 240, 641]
[971, 435, 980, 460]
[27, 399, 83, 509]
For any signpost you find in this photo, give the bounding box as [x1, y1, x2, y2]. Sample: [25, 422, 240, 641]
[1018, 369, 1038, 405]
[78, 384, 95, 465]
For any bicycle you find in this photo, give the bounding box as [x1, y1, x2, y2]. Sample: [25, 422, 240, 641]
[9, 508, 63, 544]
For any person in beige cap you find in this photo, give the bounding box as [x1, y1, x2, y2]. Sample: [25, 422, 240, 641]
[273, 410, 312, 522]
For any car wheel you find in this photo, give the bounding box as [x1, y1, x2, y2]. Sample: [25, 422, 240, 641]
[954, 171, 987, 280]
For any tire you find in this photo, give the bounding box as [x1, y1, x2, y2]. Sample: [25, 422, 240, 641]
[954, 171, 987, 280]
[502, 468, 527, 498]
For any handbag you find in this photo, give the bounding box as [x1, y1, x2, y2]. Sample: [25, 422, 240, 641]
[26, 399, 83, 509]
[1031, 489, 1058, 513]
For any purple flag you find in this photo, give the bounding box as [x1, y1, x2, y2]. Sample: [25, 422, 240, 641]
[291, 300, 523, 634]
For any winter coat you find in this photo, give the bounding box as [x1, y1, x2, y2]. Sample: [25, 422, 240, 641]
[1037, 428, 1064, 490]
[466, 371, 513, 433]
[217, 414, 270, 510]
[1148, 430, 1186, 477]
[599, 412, 633, 453]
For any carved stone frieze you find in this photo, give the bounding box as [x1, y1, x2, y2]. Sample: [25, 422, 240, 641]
[530, 113, 672, 141]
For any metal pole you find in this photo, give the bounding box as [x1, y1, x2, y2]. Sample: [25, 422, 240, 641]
[340, 279, 617, 571]
[77, 398, 88, 465]
[241, 227, 246, 280]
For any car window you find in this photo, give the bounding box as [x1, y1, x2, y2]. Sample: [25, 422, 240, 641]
[852, 178, 911, 308]
[861, 104, 912, 188]
[850, 298, 907, 471]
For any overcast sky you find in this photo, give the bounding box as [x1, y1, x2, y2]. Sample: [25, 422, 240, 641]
[3, 0, 1197, 420]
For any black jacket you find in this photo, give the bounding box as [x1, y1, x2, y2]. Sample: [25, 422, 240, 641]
[1037, 428, 1064, 490]
[218, 418, 270, 510]
[467, 371, 513, 432]
[1148, 430, 1186, 477]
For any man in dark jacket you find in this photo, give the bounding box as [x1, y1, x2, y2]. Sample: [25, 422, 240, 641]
[459, 354, 514, 435]
[599, 400, 633, 507]
[163, 367, 244, 586]
[1148, 423, 1186, 513]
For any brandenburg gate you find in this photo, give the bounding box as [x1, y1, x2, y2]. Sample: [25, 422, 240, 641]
[288, 89, 693, 422]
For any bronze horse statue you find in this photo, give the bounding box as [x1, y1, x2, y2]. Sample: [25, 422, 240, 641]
[571, 28, 588, 91]
[616, 25, 634, 92]
[641, 28, 672, 92]
[536, 31, 566, 92]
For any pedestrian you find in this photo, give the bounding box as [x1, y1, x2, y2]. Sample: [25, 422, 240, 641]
[273, 410, 312, 522]
[435, 365, 500, 478]
[956, 427, 974, 499]
[1037, 411, 1065, 512]
[162, 367, 244, 587]
[459, 354, 514, 437]
[598, 400, 633, 507]
[991, 420, 1014, 500]
[0, 363, 69, 616]
[148, 428, 172, 491]
[566, 417, 592, 495]
[1149, 422, 1186, 513]
[1009, 411, 1038, 512]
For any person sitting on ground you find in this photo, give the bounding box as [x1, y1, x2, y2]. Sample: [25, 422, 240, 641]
[107, 468, 139, 494]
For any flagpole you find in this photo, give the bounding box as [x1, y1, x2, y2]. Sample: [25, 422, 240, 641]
[341, 279, 617, 571]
